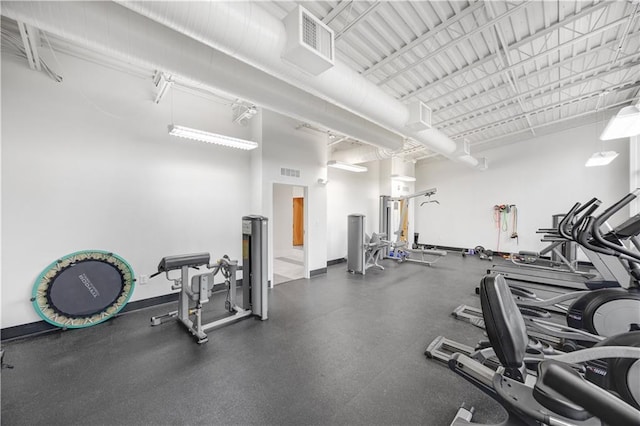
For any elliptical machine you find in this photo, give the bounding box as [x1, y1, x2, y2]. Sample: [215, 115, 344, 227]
[563, 190, 640, 338]
[455, 191, 640, 345]
[500, 191, 640, 340]
[447, 274, 640, 425]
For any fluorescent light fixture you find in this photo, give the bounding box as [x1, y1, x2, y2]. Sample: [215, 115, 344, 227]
[585, 151, 619, 167]
[168, 125, 258, 150]
[390, 174, 416, 182]
[600, 105, 640, 140]
[327, 160, 367, 172]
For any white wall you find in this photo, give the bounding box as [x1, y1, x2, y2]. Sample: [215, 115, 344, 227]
[260, 110, 328, 279]
[1, 52, 254, 328]
[415, 122, 629, 254]
[326, 161, 381, 260]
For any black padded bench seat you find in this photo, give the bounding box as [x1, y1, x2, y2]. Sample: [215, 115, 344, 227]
[156, 253, 210, 272]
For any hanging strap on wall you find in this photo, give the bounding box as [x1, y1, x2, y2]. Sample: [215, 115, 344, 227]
[510, 205, 518, 243]
[501, 207, 509, 232]
[494, 204, 517, 252]
[493, 205, 504, 252]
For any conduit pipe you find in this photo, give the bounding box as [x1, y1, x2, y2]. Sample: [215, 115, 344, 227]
[1, 1, 401, 149]
[115, 1, 481, 167]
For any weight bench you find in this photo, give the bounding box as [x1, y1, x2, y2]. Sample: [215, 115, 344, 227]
[149, 252, 253, 344]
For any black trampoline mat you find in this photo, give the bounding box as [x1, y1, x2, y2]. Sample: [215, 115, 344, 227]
[48, 260, 124, 317]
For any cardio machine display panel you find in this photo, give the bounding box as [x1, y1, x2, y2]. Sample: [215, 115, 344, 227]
[31, 250, 135, 329]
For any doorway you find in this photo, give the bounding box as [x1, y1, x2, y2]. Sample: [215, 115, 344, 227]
[273, 184, 306, 285]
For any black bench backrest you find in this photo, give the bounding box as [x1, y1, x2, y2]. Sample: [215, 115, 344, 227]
[480, 274, 528, 381]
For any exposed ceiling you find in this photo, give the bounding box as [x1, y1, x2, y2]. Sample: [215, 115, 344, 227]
[2, 1, 639, 164]
[261, 0, 640, 159]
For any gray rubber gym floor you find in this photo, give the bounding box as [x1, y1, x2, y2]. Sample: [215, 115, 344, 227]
[1, 254, 507, 425]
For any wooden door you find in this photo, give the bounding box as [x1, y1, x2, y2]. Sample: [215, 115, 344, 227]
[293, 197, 304, 246]
[399, 199, 408, 243]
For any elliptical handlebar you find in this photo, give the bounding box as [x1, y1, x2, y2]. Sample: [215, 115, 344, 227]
[557, 202, 581, 240]
[571, 200, 602, 242]
[577, 216, 617, 256]
[591, 190, 640, 262]
[558, 197, 600, 241]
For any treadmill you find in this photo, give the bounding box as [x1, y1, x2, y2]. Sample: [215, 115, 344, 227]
[489, 198, 628, 291]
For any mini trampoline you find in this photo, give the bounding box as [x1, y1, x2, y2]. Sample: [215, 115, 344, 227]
[31, 250, 135, 329]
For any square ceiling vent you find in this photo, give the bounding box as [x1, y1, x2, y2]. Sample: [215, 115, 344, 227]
[406, 101, 432, 131]
[282, 6, 334, 75]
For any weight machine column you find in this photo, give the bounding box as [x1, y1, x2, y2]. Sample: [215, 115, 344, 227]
[347, 214, 366, 274]
[379, 196, 391, 257]
[242, 215, 268, 320]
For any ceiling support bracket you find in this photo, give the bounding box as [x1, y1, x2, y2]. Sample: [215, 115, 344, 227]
[17, 21, 41, 71]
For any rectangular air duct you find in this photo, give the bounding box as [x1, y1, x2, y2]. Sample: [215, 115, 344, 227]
[406, 101, 432, 131]
[282, 5, 334, 75]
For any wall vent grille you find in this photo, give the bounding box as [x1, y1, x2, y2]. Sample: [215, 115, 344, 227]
[281, 168, 301, 178]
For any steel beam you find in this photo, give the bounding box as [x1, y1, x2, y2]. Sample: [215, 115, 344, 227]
[377, 2, 529, 86]
[466, 97, 640, 149]
[322, 0, 353, 25]
[433, 38, 640, 117]
[362, 1, 484, 77]
[400, 1, 611, 102]
[435, 58, 640, 130]
[335, 2, 381, 41]
[451, 81, 640, 140]
[418, 14, 634, 110]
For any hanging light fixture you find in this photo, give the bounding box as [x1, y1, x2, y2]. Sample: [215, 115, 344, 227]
[327, 160, 367, 172]
[585, 92, 620, 167]
[390, 174, 416, 182]
[168, 125, 258, 150]
[585, 151, 619, 167]
[600, 105, 640, 140]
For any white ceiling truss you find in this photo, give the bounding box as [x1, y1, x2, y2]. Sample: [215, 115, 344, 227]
[263, 0, 640, 159]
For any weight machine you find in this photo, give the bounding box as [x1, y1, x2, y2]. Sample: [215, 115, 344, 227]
[150, 215, 268, 344]
[347, 214, 390, 274]
[379, 188, 447, 266]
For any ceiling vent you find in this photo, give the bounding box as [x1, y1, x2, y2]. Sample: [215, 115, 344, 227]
[406, 101, 432, 131]
[454, 139, 471, 156]
[477, 157, 488, 171]
[282, 5, 334, 75]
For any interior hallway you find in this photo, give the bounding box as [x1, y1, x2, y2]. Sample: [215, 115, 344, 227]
[273, 246, 305, 285]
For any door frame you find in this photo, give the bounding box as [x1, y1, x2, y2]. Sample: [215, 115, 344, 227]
[271, 183, 309, 285]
